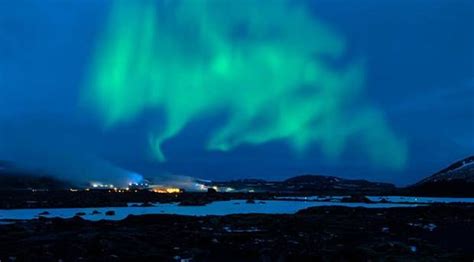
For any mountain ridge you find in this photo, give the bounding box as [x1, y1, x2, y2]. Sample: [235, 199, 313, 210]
[406, 156, 474, 196]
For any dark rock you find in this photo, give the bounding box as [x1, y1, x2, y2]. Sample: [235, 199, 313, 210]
[341, 195, 372, 203]
[179, 199, 210, 206]
[105, 210, 115, 216]
[207, 188, 217, 194]
[1, 205, 474, 260]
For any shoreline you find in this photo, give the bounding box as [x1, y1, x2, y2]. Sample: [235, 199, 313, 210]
[1, 204, 473, 261]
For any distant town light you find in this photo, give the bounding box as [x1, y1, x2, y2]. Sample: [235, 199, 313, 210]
[151, 187, 181, 194]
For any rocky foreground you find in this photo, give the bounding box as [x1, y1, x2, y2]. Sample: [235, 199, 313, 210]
[1, 205, 473, 261]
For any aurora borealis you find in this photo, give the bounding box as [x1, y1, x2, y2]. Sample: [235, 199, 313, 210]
[0, 0, 472, 184]
[85, 0, 406, 168]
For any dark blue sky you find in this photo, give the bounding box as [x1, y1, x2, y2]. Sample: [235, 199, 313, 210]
[0, 0, 472, 185]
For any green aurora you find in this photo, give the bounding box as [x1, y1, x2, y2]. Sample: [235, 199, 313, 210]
[84, 0, 407, 169]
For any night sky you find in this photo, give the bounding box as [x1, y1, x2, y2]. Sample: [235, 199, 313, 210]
[0, 0, 472, 185]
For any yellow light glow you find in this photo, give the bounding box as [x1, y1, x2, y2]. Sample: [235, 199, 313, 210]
[151, 187, 181, 194]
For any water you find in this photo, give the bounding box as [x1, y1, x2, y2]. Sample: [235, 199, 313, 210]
[2, 196, 471, 221]
[0, 200, 420, 221]
[366, 196, 474, 203]
[275, 196, 474, 203]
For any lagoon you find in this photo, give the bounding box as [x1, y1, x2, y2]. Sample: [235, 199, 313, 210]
[0, 199, 422, 221]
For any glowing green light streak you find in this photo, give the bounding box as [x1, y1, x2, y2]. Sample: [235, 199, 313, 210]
[84, 0, 407, 169]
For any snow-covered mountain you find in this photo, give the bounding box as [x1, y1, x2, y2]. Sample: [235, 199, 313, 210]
[408, 156, 474, 196]
[417, 156, 474, 184]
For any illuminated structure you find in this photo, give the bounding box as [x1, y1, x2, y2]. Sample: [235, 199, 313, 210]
[128, 182, 150, 190]
[89, 183, 115, 190]
[129, 182, 182, 193]
[150, 186, 181, 194]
